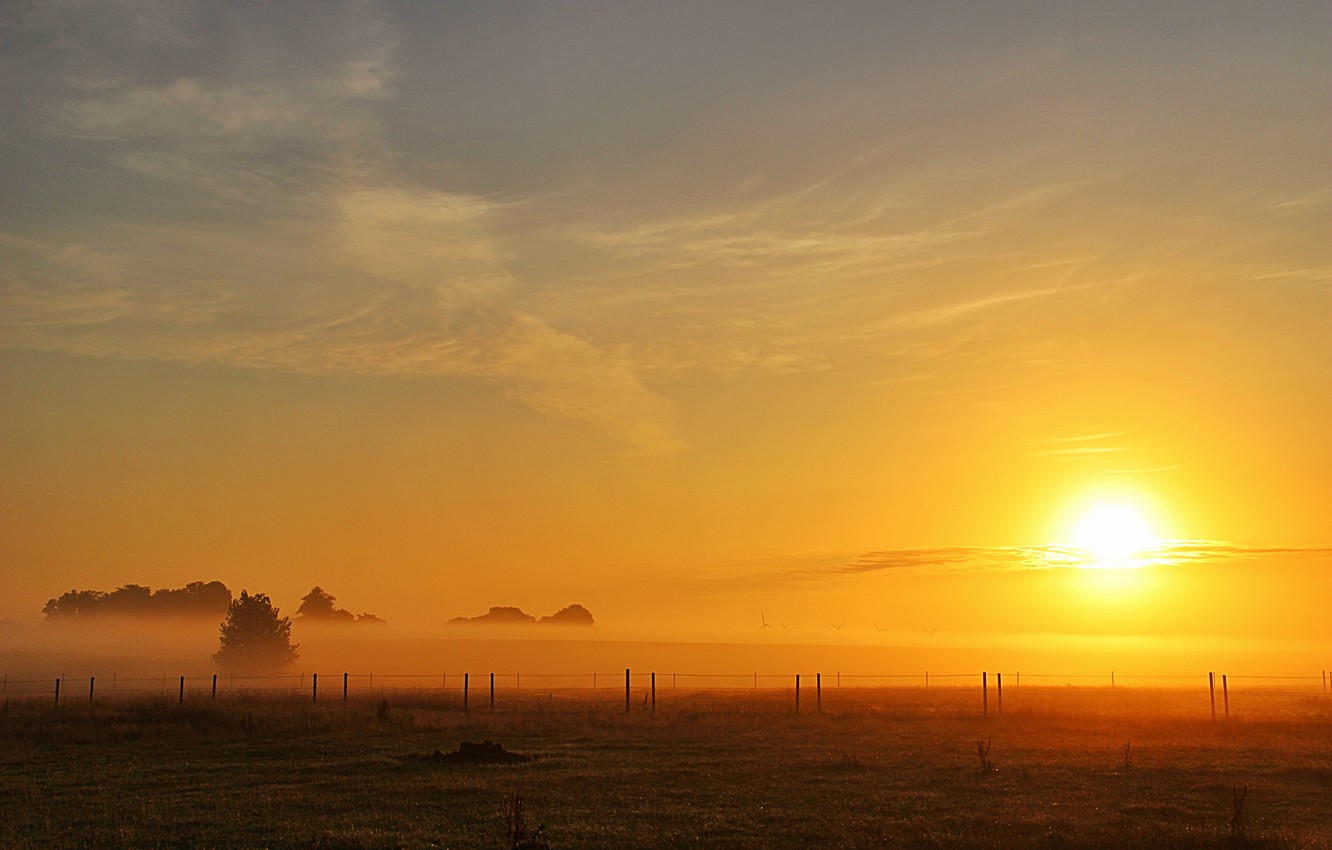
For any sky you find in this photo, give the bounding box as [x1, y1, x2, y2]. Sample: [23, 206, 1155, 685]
[1, 2, 1329, 665]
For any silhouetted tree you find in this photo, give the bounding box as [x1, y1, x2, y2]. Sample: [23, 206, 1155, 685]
[213, 590, 298, 674]
[296, 586, 383, 624]
[43, 581, 232, 618]
[539, 603, 595, 627]
[449, 606, 537, 625]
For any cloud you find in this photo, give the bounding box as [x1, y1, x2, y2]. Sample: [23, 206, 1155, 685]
[818, 541, 1332, 578]
[0, 1, 685, 456]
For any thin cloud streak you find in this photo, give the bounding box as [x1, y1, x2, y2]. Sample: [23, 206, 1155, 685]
[823, 542, 1332, 578]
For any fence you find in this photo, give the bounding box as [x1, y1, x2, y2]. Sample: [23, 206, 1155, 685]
[4, 668, 1330, 720]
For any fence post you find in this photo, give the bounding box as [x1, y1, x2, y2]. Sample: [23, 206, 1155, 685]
[625, 668, 630, 715]
[1209, 672, 1216, 721]
[1223, 674, 1229, 718]
[342, 673, 348, 702]
[925, 670, 929, 687]
[212, 674, 218, 699]
[795, 674, 801, 713]
[89, 676, 95, 705]
[651, 672, 656, 712]
[179, 675, 185, 705]
[816, 673, 822, 714]
[55, 677, 60, 706]
[490, 673, 495, 711]
[463, 673, 469, 711]
[982, 672, 988, 716]
[997, 672, 1003, 714]
[1111, 670, 1115, 688]
[312, 672, 318, 703]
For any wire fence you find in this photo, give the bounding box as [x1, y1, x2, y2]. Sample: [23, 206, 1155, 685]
[4, 668, 1330, 720]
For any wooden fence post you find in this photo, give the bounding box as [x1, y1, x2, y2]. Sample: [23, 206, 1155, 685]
[651, 672, 656, 712]
[1223, 674, 1229, 718]
[312, 672, 318, 703]
[625, 668, 631, 715]
[343, 673, 348, 702]
[1209, 672, 1216, 721]
[54, 677, 60, 706]
[982, 672, 988, 716]
[490, 673, 495, 711]
[212, 674, 218, 700]
[89, 676, 95, 705]
[816, 673, 822, 714]
[179, 675, 185, 705]
[925, 670, 929, 687]
[997, 672, 1003, 714]
[795, 674, 801, 713]
[463, 673, 469, 711]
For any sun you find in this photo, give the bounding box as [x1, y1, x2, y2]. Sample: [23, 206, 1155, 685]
[1067, 502, 1160, 567]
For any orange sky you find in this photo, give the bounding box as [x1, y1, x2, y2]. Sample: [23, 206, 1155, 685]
[1, 3, 1329, 666]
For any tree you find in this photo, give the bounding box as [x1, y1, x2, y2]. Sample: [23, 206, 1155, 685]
[42, 581, 232, 619]
[297, 586, 378, 623]
[213, 590, 298, 674]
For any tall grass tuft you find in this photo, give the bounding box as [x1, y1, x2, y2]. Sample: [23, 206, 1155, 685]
[1228, 784, 1248, 846]
[505, 790, 552, 850]
[976, 737, 993, 773]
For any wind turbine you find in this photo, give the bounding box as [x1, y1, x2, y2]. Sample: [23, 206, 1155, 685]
[873, 620, 889, 634]
[759, 611, 773, 632]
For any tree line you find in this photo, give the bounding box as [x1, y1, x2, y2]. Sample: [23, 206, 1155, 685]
[41, 582, 384, 674]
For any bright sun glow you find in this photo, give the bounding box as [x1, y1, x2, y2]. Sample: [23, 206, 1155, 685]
[1069, 503, 1160, 567]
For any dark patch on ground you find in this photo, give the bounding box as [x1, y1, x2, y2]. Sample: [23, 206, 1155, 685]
[428, 740, 533, 765]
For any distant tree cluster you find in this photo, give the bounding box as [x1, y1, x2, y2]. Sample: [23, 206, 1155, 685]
[42, 581, 232, 619]
[449, 604, 594, 627]
[295, 586, 385, 625]
[213, 590, 299, 674]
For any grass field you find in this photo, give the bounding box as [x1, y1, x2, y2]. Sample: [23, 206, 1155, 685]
[3, 686, 1330, 849]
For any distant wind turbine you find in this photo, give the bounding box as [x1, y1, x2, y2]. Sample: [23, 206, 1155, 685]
[759, 611, 773, 632]
[830, 620, 845, 635]
[873, 621, 889, 633]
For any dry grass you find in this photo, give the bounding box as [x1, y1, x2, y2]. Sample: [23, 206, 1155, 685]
[2, 687, 1330, 849]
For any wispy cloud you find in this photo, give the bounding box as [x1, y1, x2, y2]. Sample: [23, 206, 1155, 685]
[0, 2, 686, 456]
[819, 541, 1332, 578]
